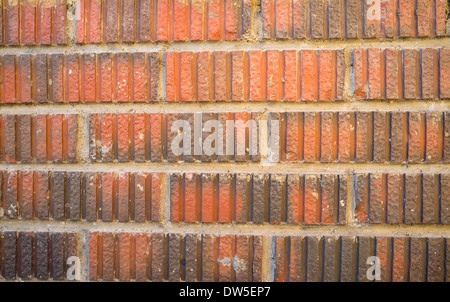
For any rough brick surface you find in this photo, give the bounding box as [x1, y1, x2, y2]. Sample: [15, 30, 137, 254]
[0, 231, 78, 280]
[274, 235, 450, 282]
[88, 232, 263, 281]
[166, 50, 345, 102]
[76, 0, 253, 43]
[354, 173, 450, 224]
[275, 111, 450, 163]
[0, 114, 78, 163]
[170, 173, 347, 224]
[1, 0, 450, 283]
[262, 0, 449, 40]
[0, 171, 162, 222]
[1, 0, 66, 45]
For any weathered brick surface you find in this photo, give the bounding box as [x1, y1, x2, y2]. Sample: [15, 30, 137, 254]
[89, 112, 262, 162]
[1, 0, 67, 46]
[1, 0, 450, 283]
[0, 231, 78, 280]
[0, 53, 160, 103]
[274, 235, 450, 282]
[170, 173, 347, 224]
[275, 111, 450, 163]
[88, 232, 263, 281]
[354, 173, 450, 224]
[352, 48, 450, 100]
[0, 171, 162, 222]
[0, 114, 78, 163]
[262, 0, 449, 40]
[76, 0, 253, 43]
[166, 50, 345, 101]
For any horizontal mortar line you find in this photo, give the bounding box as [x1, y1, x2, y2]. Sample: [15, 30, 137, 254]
[0, 162, 448, 174]
[1, 219, 450, 238]
[0, 37, 450, 54]
[0, 101, 449, 114]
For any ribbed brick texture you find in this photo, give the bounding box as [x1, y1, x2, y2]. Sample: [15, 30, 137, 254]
[170, 173, 347, 224]
[88, 232, 263, 281]
[76, 0, 253, 43]
[262, 0, 449, 40]
[0, 231, 78, 280]
[0, 114, 78, 163]
[0, 171, 162, 222]
[274, 111, 450, 163]
[1, 0, 449, 282]
[273, 235, 450, 282]
[0, 0, 67, 46]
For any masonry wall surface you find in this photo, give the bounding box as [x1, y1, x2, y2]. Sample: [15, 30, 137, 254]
[0, 0, 449, 282]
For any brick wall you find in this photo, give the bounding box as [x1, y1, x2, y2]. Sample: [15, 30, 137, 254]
[0, 0, 449, 282]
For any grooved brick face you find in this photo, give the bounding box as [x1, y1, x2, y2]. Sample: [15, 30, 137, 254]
[170, 172, 347, 225]
[274, 235, 450, 282]
[166, 50, 345, 101]
[76, 0, 253, 43]
[0, 231, 78, 280]
[1, 0, 66, 45]
[88, 232, 263, 281]
[0, 171, 162, 222]
[0, 114, 78, 163]
[1, 0, 450, 283]
[88, 112, 262, 162]
[262, 0, 449, 40]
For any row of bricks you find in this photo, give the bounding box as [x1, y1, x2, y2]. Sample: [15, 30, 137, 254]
[0, 53, 160, 103]
[274, 235, 450, 282]
[0, 114, 77, 163]
[1, 170, 449, 225]
[0, 231, 78, 280]
[1, 48, 449, 103]
[3, 0, 448, 46]
[0, 171, 162, 222]
[1, 111, 449, 164]
[88, 112, 263, 163]
[0, 0, 66, 46]
[262, 0, 449, 40]
[170, 173, 348, 224]
[171, 172, 450, 225]
[77, 0, 253, 43]
[2, 231, 449, 282]
[354, 173, 450, 224]
[88, 232, 263, 281]
[88, 112, 450, 164]
[353, 48, 450, 100]
[274, 111, 450, 164]
[167, 48, 450, 101]
[165, 50, 346, 102]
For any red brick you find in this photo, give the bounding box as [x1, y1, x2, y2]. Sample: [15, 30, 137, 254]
[399, 0, 416, 37]
[405, 174, 422, 224]
[304, 175, 320, 224]
[440, 49, 450, 99]
[303, 112, 320, 162]
[381, 0, 398, 38]
[284, 50, 300, 101]
[427, 238, 445, 282]
[408, 112, 426, 163]
[385, 49, 402, 99]
[403, 49, 420, 99]
[353, 49, 368, 99]
[387, 174, 404, 224]
[355, 112, 373, 162]
[346, 0, 363, 38]
[301, 50, 319, 101]
[392, 237, 409, 282]
[436, 0, 448, 36]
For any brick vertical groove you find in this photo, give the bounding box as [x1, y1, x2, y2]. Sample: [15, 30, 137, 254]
[0, 0, 449, 282]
